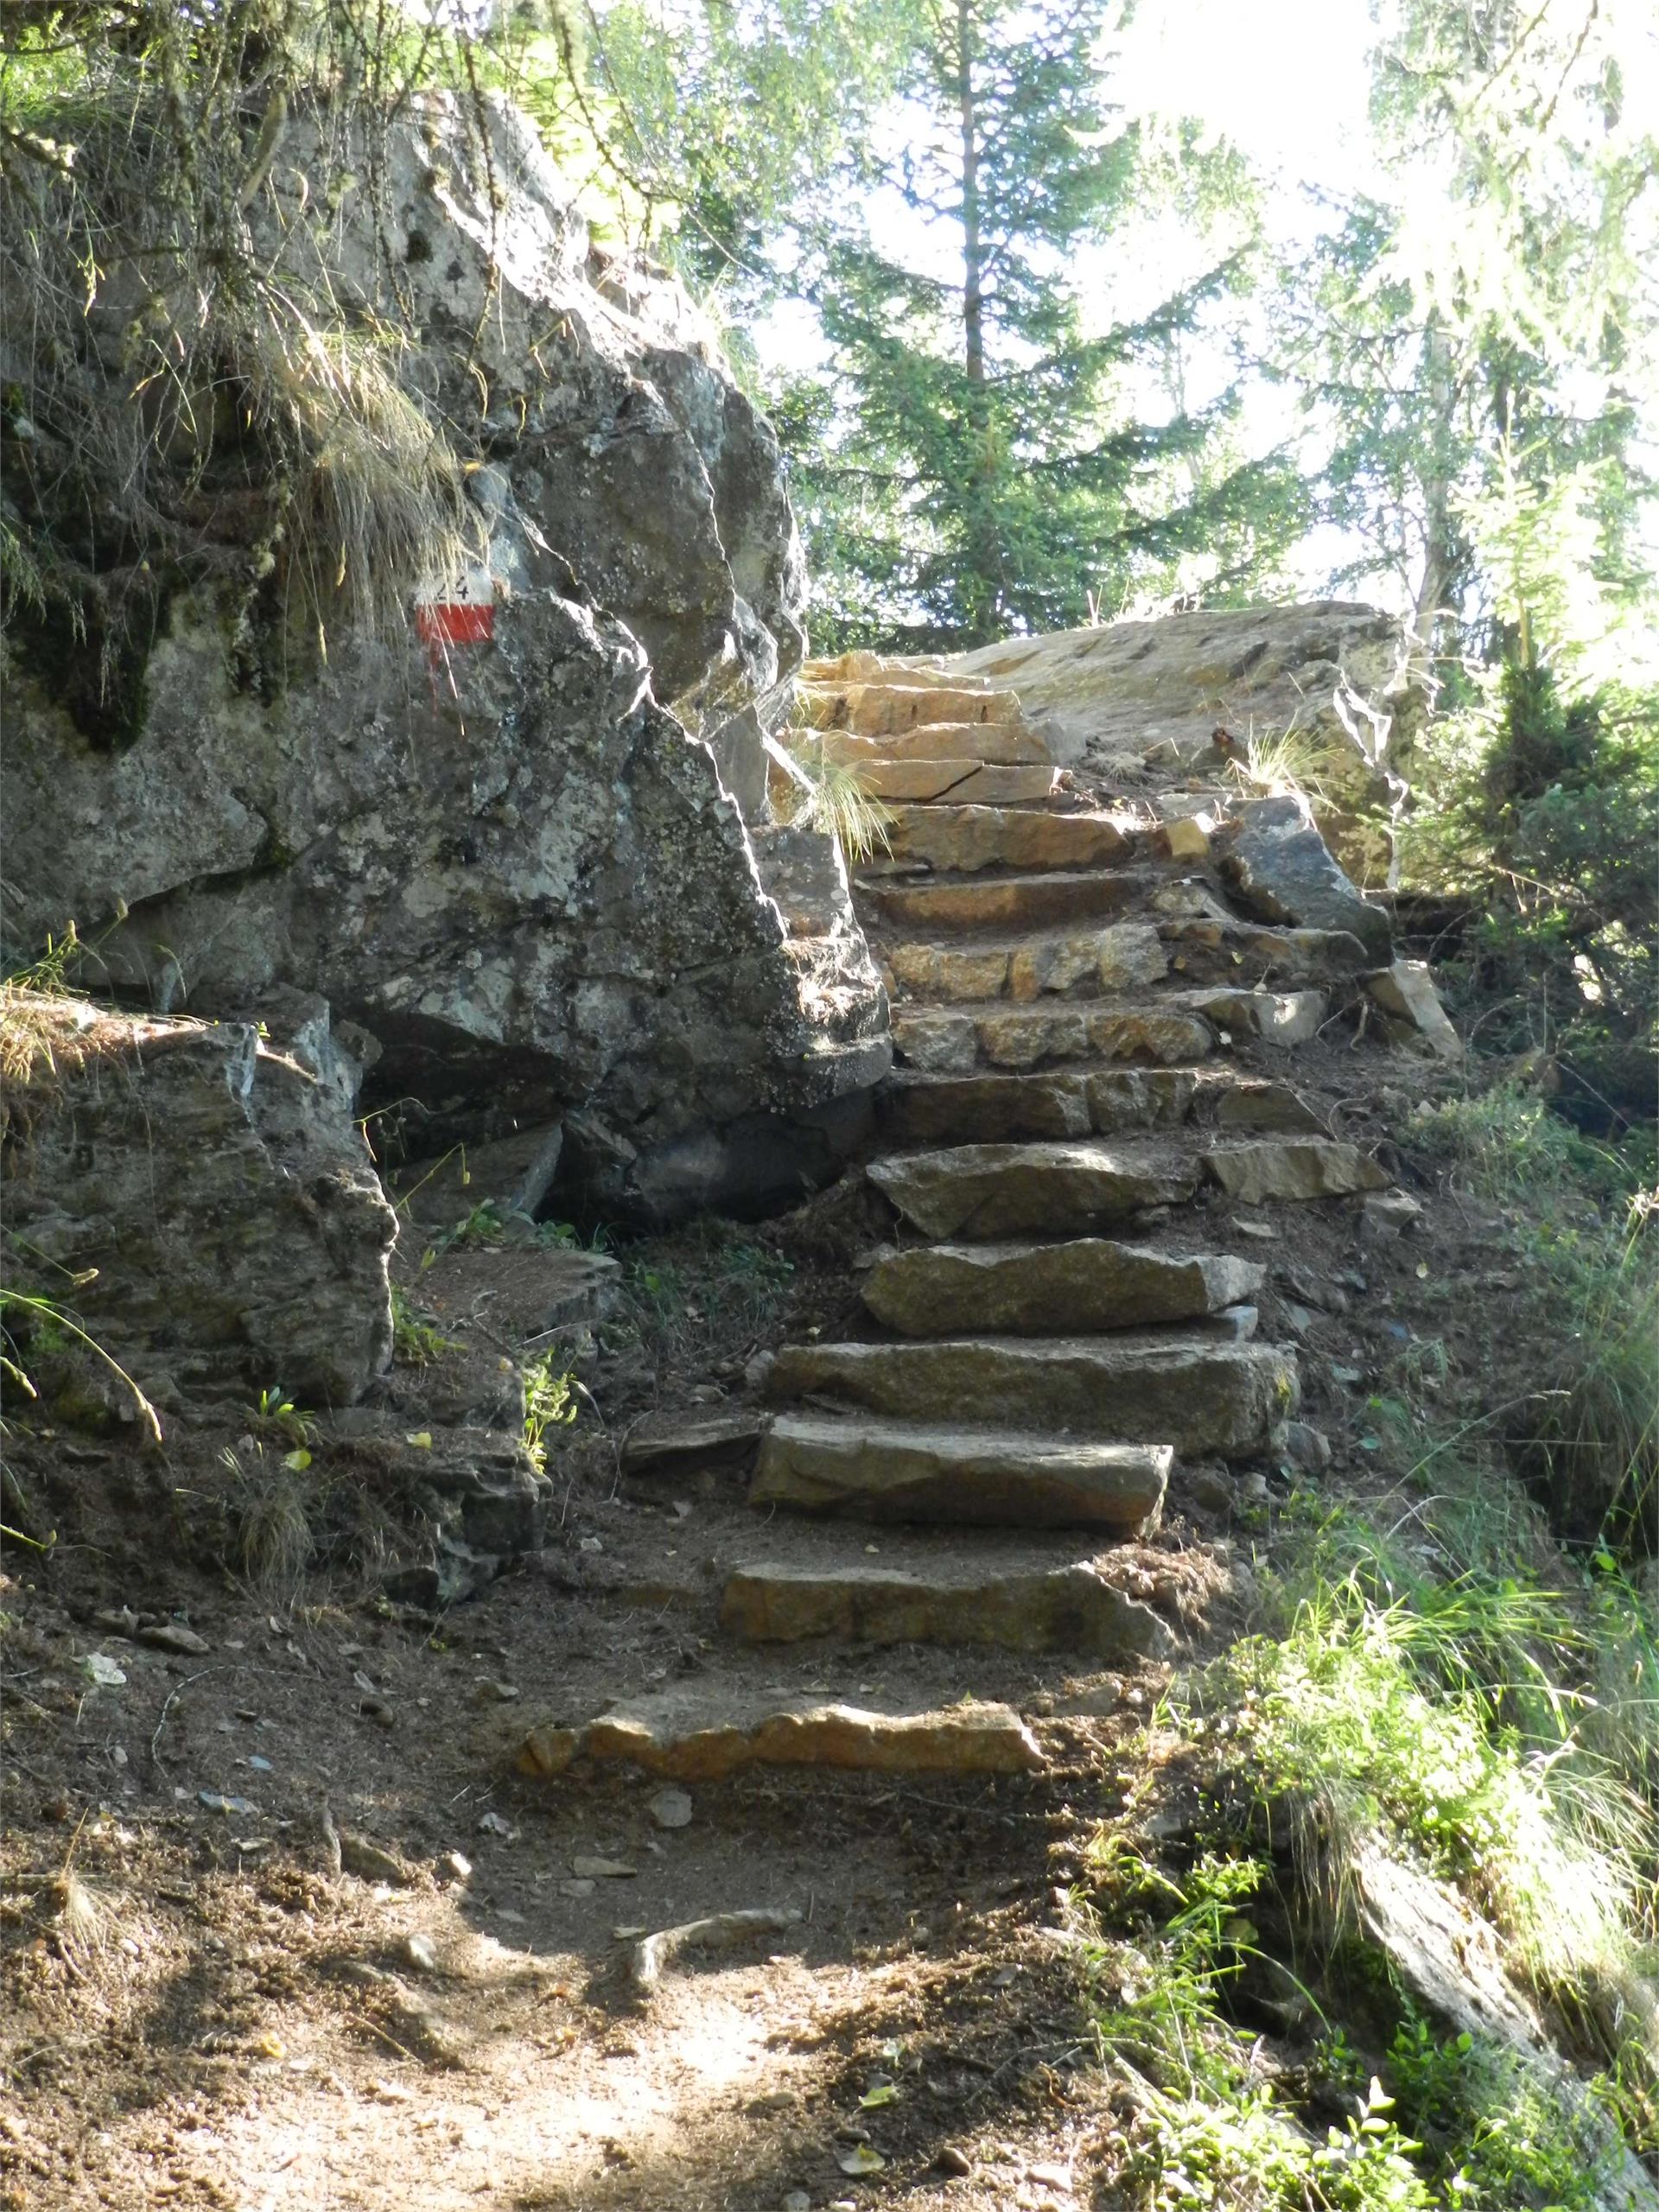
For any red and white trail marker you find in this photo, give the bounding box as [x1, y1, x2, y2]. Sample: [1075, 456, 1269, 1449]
[415, 564, 496, 648]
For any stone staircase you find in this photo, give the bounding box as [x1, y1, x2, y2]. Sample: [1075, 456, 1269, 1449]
[524, 649, 1413, 1786]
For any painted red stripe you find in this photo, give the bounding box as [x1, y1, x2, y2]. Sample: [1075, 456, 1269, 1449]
[416, 602, 495, 645]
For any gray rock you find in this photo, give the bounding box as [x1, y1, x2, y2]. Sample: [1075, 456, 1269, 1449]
[1204, 1140, 1389, 1205]
[4, 1002, 393, 1406]
[1283, 1421, 1333, 1472]
[1217, 795, 1393, 963]
[1364, 961, 1462, 1059]
[945, 603, 1416, 883]
[2, 98, 887, 1224]
[620, 1409, 766, 1480]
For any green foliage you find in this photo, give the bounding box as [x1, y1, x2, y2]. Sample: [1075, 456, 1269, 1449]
[794, 0, 1288, 649]
[1407, 1086, 1657, 1544]
[521, 1349, 576, 1471]
[1272, 0, 1658, 658]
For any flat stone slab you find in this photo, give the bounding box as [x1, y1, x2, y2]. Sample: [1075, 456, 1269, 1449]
[880, 1069, 1097, 1144]
[817, 721, 1053, 766]
[862, 869, 1142, 934]
[519, 1694, 1044, 1781]
[766, 1332, 1297, 1456]
[862, 1238, 1264, 1337]
[721, 1560, 1172, 1659]
[855, 761, 1061, 804]
[620, 1408, 765, 1480]
[893, 1004, 1217, 1073]
[752, 1411, 1170, 1528]
[868, 1141, 1197, 1238]
[876, 806, 1133, 876]
[1204, 1140, 1390, 1205]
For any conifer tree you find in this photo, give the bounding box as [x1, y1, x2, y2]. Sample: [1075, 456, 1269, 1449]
[793, 0, 1287, 647]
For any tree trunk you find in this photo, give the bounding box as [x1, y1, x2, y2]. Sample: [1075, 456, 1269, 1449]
[957, 0, 984, 390]
[955, 0, 1000, 639]
[1412, 314, 1456, 658]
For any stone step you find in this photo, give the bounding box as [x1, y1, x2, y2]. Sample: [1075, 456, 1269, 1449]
[813, 721, 1054, 767]
[804, 682, 1026, 737]
[721, 1555, 1172, 1661]
[868, 1139, 1198, 1239]
[862, 868, 1149, 934]
[884, 921, 1167, 1004]
[1204, 1138, 1390, 1204]
[861, 1237, 1264, 1337]
[519, 1690, 1045, 1781]
[801, 662, 997, 693]
[874, 1067, 1325, 1145]
[893, 1001, 1217, 1074]
[868, 805, 1134, 877]
[853, 760, 1063, 805]
[765, 1331, 1297, 1457]
[751, 1412, 1170, 1529]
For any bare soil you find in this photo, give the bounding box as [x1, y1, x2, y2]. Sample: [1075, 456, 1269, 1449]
[0, 1028, 1522, 2212]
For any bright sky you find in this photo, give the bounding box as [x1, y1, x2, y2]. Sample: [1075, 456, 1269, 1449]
[1111, 0, 1382, 209]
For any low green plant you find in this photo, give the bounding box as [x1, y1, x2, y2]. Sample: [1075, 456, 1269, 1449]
[389, 1286, 456, 1367]
[251, 1385, 315, 1452]
[1081, 1851, 1438, 2210]
[522, 1351, 577, 1471]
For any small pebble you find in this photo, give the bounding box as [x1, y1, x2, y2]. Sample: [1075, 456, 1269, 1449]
[402, 1933, 440, 1974]
[648, 1787, 693, 1831]
[936, 2145, 973, 2177]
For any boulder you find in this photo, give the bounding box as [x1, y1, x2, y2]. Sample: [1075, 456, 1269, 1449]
[2, 1001, 394, 1407]
[1215, 795, 1393, 963]
[1, 94, 886, 1224]
[944, 604, 1418, 883]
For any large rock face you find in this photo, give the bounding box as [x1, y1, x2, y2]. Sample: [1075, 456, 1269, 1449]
[946, 603, 1417, 884]
[1, 94, 886, 1224]
[948, 603, 1416, 776]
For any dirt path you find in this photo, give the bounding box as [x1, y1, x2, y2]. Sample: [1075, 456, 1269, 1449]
[0, 658, 1437, 2211]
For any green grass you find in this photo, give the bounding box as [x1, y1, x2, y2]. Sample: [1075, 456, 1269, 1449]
[1407, 1085, 1658, 1544]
